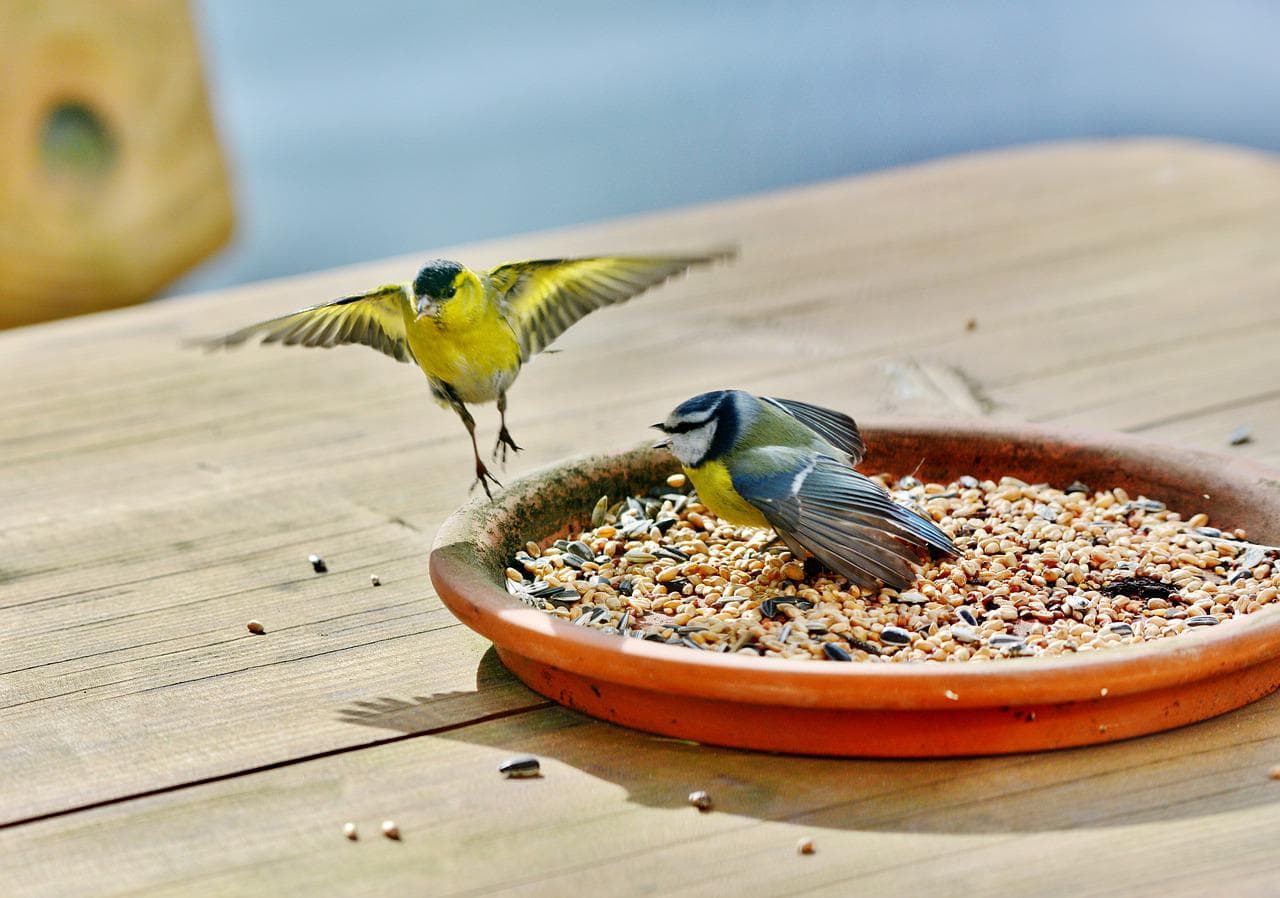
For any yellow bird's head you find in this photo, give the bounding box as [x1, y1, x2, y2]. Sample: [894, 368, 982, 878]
[412, 259, 485, 327]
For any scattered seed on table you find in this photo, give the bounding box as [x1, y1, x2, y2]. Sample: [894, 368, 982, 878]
[246, 620, 265, 635]
[1268, 765, 1280, 780]
[499, 755, 542, 778]
[308, 553, 328, 574]
[688, 790, 713, 812]
[667, 473, 688, 489]
[964, 318, 977, 332]
[342, 822, 358, 841]
[944, 689, 959, 701]
[370, 574, 381, 587]
[1228, 424, 1254, 446]
[797, 837, 816, 855]
[381, 820, 400, 840]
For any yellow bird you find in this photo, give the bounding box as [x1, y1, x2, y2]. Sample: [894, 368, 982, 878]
[201, 251, 733, 495]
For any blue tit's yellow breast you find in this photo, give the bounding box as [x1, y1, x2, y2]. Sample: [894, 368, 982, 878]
[684, 459, 771, 530]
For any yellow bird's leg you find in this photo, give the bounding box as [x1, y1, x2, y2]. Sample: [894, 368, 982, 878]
[492, 391, 523, 464]
[440, 384, 502, 498]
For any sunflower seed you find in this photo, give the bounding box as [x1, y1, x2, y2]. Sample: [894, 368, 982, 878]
[499, 755, 542, 778]
[688, 790, 713, 812]
[950, 625, 980, 644]
[1186, 615, 1220, 627]
[880, 626, 912, 646]
[1066, 595, 1092, 612]
[778, 623, 792, 643]
[958, 607, 979, 627]
[1065, 481, 1090, 495]
[897, 590, 927, 605]
[1102, 622, 1134, 636]
[654, 516, 679, 534]
[656, 546, 690, 562]
[681, 637, 706, 651]
[1194, 526, 1222, 538]
[591, 495, 610, 526]
[617, 611, 631, 633]
[823, 643, 853, 661]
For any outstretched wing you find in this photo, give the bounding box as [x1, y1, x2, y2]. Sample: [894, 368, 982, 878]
[762, 396, 865, 464]
[197, 284, 416, 364]
[489, 250, 734, 360]
[732, 449, 956, 591]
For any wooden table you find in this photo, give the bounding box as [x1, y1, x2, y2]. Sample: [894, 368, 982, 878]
[5, 140, 1280, 897]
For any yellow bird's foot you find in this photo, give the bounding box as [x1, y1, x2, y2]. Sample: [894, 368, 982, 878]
[492, 427, 523, 465]
[470, 459, 503, 499]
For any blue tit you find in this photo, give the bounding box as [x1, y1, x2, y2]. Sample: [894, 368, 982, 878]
[653, 390, 957, 591]
[199, 251, 732, 496]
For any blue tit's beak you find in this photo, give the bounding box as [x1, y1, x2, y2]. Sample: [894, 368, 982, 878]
[650, 424, 671, 450]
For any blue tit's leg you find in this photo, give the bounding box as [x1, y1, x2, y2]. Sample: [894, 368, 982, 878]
[439, 383, 501, 498]
[492, 391, 523, 464]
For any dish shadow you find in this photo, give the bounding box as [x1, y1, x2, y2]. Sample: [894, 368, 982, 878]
[338, 647, 1280, 835]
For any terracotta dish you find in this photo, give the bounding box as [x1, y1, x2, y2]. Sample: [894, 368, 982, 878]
[429, 421, 1280, 756]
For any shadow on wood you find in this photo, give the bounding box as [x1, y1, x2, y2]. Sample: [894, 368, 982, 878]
[337, 646, 1280, 834]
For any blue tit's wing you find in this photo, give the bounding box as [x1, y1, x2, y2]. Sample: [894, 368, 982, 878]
[761, 396, 865, 464]
[732, 449, 957, 591]
[488, 250, 734, 361]
[197, 284, 416, 363]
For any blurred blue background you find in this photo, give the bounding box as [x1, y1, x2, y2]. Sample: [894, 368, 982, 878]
[172, 0, 1280, 295]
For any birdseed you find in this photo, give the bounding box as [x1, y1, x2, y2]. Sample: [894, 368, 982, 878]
[688, 790, 713, 812]
[797, 837, 816, 855]
[246, 620, 265, 635]
[509, 474, 1280, 663]
[499, 755, 542, 778]
[381, 820, 400, 840]
[308, 553, 328, 574]
[343, 822, 358, 841]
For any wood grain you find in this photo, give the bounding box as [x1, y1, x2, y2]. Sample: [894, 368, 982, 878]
[2, 138, 1280, 895]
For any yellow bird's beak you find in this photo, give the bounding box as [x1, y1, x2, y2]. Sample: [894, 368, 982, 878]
[414, 298, 436, 321]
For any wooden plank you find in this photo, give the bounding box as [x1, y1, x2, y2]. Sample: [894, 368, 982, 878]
[4, 695, 1280, 897]
[3, 139, 1280, 892]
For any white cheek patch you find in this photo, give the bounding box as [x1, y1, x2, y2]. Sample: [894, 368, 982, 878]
[671, 419, 717, 466]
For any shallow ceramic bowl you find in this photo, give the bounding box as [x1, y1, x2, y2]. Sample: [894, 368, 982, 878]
[430, 420, 1280, 757]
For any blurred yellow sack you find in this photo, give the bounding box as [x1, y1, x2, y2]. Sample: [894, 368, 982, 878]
[0, 0, 234, 329]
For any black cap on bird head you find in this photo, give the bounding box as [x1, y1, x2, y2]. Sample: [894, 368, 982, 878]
[413, 259, 464, 299]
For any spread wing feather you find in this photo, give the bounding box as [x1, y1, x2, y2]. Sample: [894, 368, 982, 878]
[733, 451, 957, 591]
[762, 396, 865, 464]
[489, 250, 734, 360]
[197, 284, 416, 364]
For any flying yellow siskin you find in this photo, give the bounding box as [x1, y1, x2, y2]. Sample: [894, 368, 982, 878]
[200, 251, 734, 494]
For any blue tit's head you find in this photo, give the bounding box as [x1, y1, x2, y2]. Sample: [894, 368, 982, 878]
[653, 390, 743, 467]
[412, 259, 465, 317]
